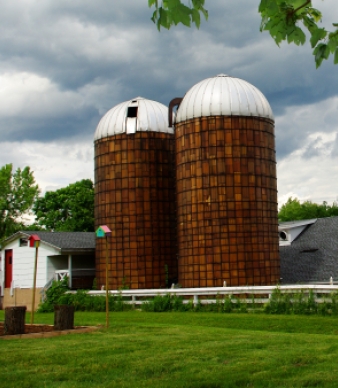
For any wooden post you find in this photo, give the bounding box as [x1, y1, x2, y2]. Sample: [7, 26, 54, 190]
[105, 235, 109, 328]
[68, 254, 72, 289]
[4, 306, 26, 335]
[30, 245, 39, 324]
[54, 305, 75, 330]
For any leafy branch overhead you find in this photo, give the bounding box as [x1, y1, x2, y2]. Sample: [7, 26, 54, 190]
[148, 0, 338, 68]
[148, 0, 208, 30]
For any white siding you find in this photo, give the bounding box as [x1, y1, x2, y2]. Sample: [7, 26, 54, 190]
[1, 239, 60, 289]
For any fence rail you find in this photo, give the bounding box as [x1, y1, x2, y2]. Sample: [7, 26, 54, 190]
[68, 284, 338, 307]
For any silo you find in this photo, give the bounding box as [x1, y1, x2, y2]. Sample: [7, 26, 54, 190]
[173, 74, 279, 287]
[94, 97, 177, 289]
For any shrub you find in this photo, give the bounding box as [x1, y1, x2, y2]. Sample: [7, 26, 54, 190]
[37, 278, 69, 312]
[141, 295, 171, 312]
[264, 286, 292, 314]
[38, 285, 338, 317]
[222, 295, 233, 313]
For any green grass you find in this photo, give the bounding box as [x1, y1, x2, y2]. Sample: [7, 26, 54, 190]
[1, 311, 338, 387]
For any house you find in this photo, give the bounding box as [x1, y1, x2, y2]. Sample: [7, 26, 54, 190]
[0, 231, 95, 311]
[279, 217, 338, 284]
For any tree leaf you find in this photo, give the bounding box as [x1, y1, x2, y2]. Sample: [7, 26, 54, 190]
[309, 27, 327, 48]
[314, 43, 327, 68]
[191, 8, 201, 29]
[334, 48, 338, 64]
[171, 3, 192, 27]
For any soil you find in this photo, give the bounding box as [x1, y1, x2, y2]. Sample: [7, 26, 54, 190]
[0, 323, 56, 336]
[0, 323, 100, 338]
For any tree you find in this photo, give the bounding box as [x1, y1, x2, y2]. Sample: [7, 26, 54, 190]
[148, 1, 338, 68]
[33, 179, 95, 232]
[0, 164, 39, 241]
[278, 197, 338, 221]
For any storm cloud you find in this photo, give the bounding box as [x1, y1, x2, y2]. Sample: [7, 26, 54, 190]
[0, 0, 338, 203]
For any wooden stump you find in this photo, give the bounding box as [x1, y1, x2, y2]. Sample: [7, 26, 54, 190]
[4, 306, 27, 335]
[54, 305, 75, 331]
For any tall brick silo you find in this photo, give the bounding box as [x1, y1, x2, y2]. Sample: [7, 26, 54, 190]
[94, 97, 177, 289]
[172, 74, 280, 287]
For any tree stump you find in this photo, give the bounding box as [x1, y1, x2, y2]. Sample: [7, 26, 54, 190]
[54, 305, 75, 331]
[4, 306, 27, 335]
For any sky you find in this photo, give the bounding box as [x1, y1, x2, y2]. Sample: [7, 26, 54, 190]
[1, 0, 338, 208]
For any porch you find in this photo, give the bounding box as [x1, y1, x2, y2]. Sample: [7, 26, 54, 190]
[54, 268, 95, 290]
[47, 253, 96, 290]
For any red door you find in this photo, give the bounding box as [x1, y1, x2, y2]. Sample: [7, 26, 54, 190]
[5, 249, 13, 288]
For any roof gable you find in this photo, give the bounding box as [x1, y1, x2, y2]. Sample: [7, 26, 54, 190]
[280, 216, 338, 284]
[1, 231, 95, 253]
[278, 218, 317, 246]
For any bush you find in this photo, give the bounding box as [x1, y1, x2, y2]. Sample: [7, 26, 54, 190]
[264, 288, 332, 315]
[58, 290, 131, 312]
[264, 286, 292, 314]
[38, 283, 338, 317]
[222, 295, 233, 313]
[38, 278, 69, 312]
[141, 295, 172, 312]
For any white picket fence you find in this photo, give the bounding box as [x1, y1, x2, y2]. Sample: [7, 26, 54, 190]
[69, 284, 338, 307]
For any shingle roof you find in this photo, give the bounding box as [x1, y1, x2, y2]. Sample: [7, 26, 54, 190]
[3, 231, 95, 252]
[280, 217, 338, 284]
[278, 219, 317, 229]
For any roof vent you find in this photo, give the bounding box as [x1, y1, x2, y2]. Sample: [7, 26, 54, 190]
[279, 231, 288, 241]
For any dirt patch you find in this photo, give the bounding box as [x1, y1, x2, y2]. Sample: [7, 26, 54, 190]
[0, 323, 54, 335]
[0, 323, 101, 339]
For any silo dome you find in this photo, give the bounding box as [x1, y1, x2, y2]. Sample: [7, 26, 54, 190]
[176, 74, 274, 123]
[94, 97, 173, 140]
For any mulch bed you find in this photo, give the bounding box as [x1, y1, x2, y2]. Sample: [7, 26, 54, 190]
[0, 323, 100, 339]
[0, 323, 55, 336]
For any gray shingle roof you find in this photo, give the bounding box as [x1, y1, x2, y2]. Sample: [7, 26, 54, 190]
[279, 218, 317, 229]
[280, 217, 338, 284]
[3, 231, 95, 252]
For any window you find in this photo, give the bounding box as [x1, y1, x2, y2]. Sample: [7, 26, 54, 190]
[19, 238, 28, 247]
[127, 107, 138, 118]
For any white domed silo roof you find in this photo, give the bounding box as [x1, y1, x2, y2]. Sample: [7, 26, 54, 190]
[175, 74, 274, 123]
[94, 97, 173, 140]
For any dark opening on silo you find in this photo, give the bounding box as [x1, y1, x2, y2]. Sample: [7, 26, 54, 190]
[94, 97, 177, 289]
[171, 74, 280, 287]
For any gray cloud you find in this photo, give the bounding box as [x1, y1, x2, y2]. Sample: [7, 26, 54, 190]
[0, 1, 338, 204]
[330, 134, 338, 158]
[0, 0, 337, 158]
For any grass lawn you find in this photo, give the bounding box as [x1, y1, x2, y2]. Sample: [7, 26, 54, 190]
[1, 311, 338, 387]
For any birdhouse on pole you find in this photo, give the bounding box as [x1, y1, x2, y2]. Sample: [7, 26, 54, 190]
[95, 225, 112, 328]
[29, 234, 40, 248]
[29, 234, 41, 324]
[95, 225, 112, 238]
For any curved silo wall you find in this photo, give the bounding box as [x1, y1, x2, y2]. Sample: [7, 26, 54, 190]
[95, 131, 177, 289]
[176, 115, 279, 287]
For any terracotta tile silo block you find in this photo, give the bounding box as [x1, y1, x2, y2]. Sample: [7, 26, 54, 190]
[176, 116, 279, 287]
[95, 132, 177, 289]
